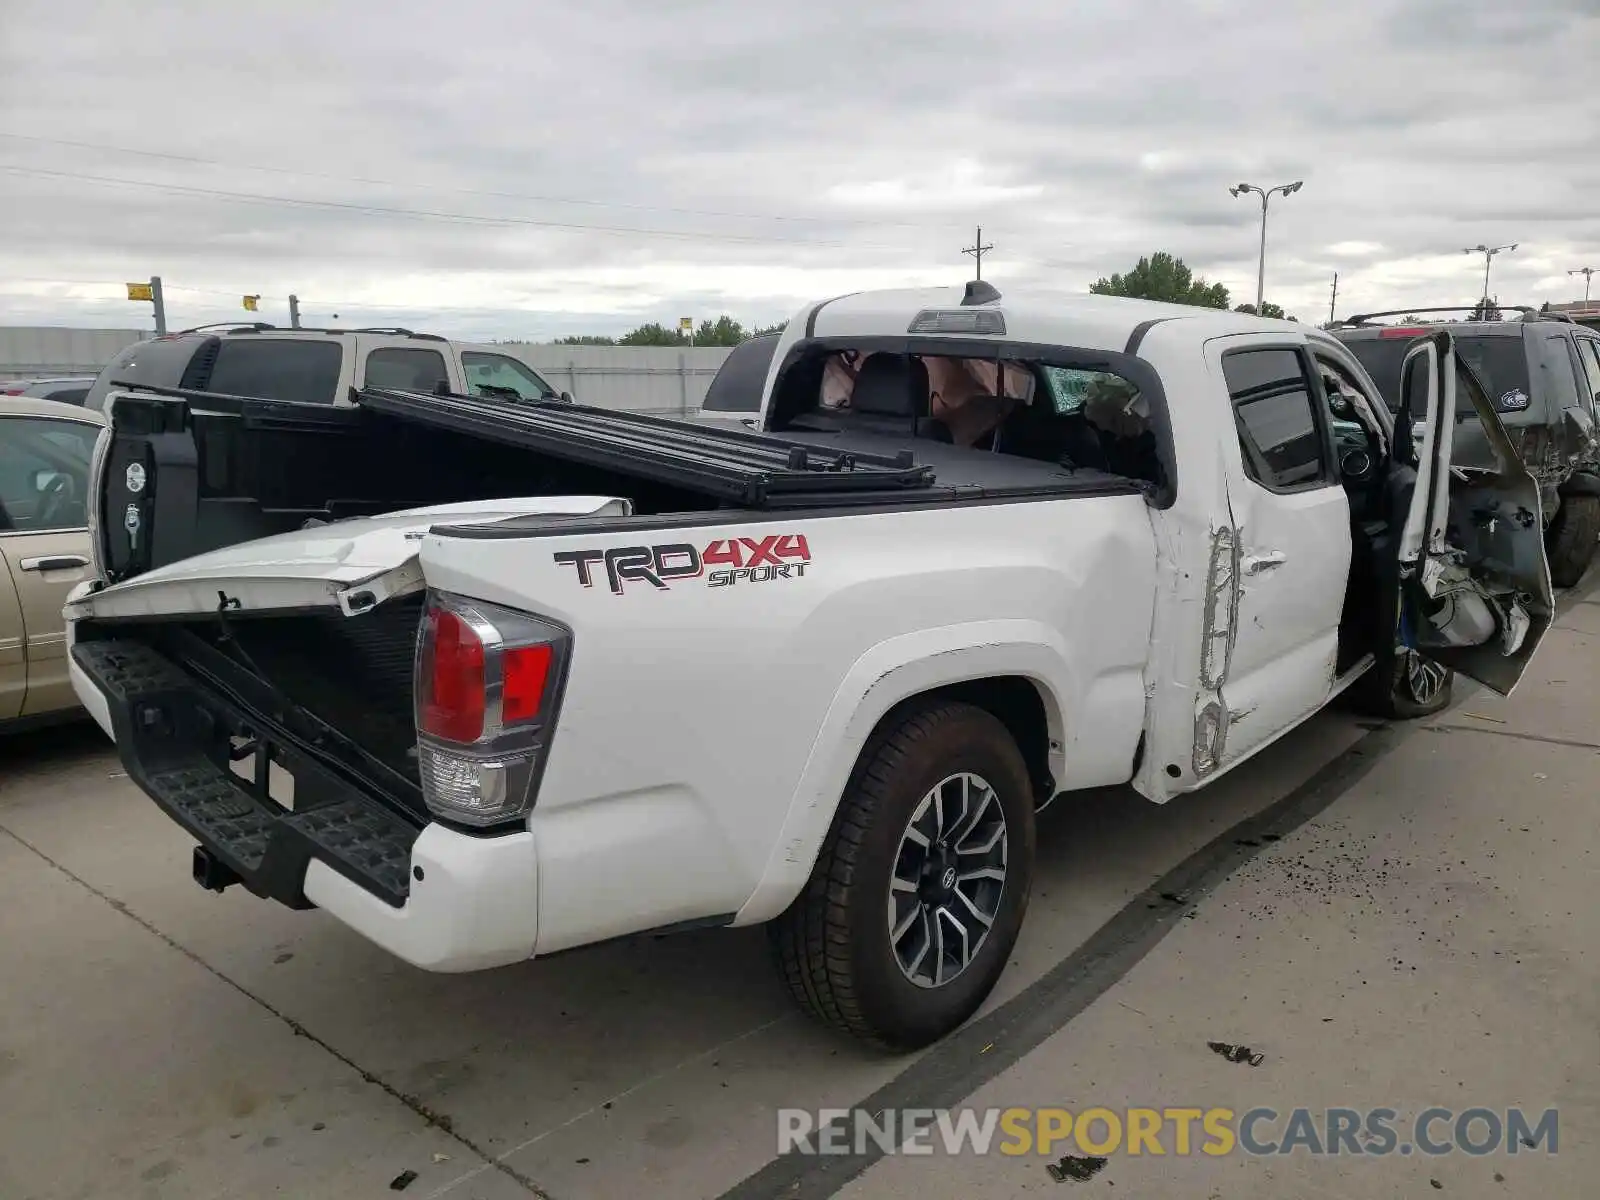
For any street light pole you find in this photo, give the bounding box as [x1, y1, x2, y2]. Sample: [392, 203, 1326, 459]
[1229, 180, 1304, 313]
[1462, 243, 1517, 308]
[1569, 267, 1596, 304]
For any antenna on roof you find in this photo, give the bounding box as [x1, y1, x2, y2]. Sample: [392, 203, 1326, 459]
[962, 280, 1002, 306]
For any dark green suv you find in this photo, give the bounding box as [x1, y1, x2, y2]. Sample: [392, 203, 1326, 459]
[1332, 307, 1600, 586]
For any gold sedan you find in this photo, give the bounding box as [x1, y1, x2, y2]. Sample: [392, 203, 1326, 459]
[1, 396, 105, 733]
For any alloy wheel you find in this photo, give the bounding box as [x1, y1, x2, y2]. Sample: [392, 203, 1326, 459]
[887, 771, 1009, 989]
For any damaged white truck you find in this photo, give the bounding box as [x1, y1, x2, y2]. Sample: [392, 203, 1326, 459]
[65, 285, 1553, 1050]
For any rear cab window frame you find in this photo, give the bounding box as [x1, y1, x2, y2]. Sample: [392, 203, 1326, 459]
[763, 333, 1181, 509]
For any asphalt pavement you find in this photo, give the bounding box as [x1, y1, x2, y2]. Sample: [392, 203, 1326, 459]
[1, 586, 1594, 1200]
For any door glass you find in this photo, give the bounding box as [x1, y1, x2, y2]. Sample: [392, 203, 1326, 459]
[0, 418, 98, 532]
[461, 352, 555, 400]
[365, 348, 450, 392]
[1222, 348, 1329, 491]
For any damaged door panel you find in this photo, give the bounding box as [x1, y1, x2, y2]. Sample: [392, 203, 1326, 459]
[1390, 334, 1554, 694]
[1209, 339, 1353, 773]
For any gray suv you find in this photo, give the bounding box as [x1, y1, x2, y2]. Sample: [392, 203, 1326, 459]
[1333, 307, 1600, 587]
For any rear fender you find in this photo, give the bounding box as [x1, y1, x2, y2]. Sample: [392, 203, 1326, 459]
[731, 620, 1076, 926]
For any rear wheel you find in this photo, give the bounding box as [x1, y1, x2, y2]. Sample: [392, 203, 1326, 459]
[1545, 494, 1600, 589]
[769, 701, 1036, 1052]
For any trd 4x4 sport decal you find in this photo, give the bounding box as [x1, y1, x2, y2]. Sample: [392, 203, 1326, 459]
[554, 534, 811, 594]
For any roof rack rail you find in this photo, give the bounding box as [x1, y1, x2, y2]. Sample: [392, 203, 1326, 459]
[175, 321, 278, 335]
[357, 386, 937, 507]
[1337, 305, 1537, 328]
[344, 326, 448, 341]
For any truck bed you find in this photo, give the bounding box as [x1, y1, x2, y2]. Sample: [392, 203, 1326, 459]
[96, 382, 1138, 583]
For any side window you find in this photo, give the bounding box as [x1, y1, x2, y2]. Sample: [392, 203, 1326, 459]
[1544, 335, 1585, 412]
[365, 348, 450, 393]
[207, 339, 344, 403]
[44, 387, 88, 405]
[1574, 339, 1600, 413]
[460, 351, 553, 401]
[0, 417, 98, 532]
[1222, 348, 1330, 491]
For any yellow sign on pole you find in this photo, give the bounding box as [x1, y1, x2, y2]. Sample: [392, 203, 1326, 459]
[126, 283, 154, 302]
[679, 317, 693, 332]
[243, 295, 260, 312]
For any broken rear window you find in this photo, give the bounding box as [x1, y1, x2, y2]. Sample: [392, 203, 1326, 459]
[785, 349, 1163, 488]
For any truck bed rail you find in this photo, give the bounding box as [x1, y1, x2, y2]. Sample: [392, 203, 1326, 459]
[356, 386, 938, 506]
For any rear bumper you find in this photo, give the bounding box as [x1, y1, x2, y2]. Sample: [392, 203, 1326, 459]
[68, 630, 538, 972]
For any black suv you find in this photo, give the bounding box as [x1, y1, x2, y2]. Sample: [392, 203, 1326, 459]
[1332, 307, 1600, 587]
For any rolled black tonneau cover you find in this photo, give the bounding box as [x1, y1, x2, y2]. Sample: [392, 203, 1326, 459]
[356, 386, 937, 506]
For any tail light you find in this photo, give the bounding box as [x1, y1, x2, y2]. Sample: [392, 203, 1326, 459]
[413, 590, 571, 828]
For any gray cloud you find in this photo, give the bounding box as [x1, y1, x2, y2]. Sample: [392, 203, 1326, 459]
[0, 0, 1595, 338]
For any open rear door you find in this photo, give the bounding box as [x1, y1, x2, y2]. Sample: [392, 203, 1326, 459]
[1392, 331, 1554, 695]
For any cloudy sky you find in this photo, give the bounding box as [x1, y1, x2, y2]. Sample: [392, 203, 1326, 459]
[1, 0, 1596, 341]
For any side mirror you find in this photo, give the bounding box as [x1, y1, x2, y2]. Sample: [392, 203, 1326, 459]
[558, 391, 574, 403]
[33, 469, 64, 493]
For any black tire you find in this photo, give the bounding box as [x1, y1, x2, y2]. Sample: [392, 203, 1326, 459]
[1546, 494, 1600, 589]
[769, 701, 1037, 1052]
[1351, 648, 1453, 719]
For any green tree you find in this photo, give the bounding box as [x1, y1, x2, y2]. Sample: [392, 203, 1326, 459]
[692, 315, 748, 346]
[617, 322, 684, 346]
[751, 320, 788, 337]
[1469, 298, 1503, 322]
[554, 334, 617, 345]
[1234, 301, 1290, 320]
[1090, 252, 1230, 309]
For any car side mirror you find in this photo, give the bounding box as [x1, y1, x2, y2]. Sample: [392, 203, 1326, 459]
[559, 391, 574, 403]
[33, 469, 64, 493]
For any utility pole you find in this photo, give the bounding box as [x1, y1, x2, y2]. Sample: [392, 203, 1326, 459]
[150, 275, 167, 335]
[288, 294, 302, 329]
[1328, 271, 1338, 325]
[962, 226, 994, 281]
[1569, 267, 1596, 304]
[1463, 243, 1516, 307]
[1229, 181, 1304, 313]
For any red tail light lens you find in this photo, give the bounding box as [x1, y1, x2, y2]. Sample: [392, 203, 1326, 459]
[419, 608, 487, 742]
[1379, 327, 1431, 338]
[501, 644, 553, 723]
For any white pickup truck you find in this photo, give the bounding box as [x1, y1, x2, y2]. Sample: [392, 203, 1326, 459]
[64, 284, 1553, 1050]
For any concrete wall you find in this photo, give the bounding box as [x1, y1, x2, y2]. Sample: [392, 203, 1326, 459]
[0, 326, 148, 380]
[493, 344, 735, 415]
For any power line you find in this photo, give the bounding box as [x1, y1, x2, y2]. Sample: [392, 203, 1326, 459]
[0, 163, 933, 252]
[0, 130, 967, 233]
